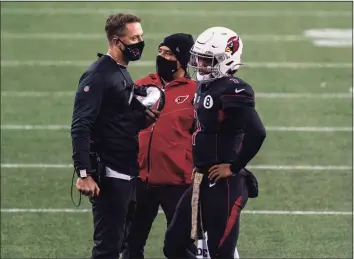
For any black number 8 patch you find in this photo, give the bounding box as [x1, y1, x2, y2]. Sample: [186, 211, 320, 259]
[203, 95, 213, 109]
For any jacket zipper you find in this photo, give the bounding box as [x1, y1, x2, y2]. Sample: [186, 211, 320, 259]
[146, 123, 156, 179]
[215, 134, 218, 162]
[146, 81, 171, 182]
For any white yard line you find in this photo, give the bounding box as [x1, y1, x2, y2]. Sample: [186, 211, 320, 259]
[255, 92, 352, 99]
[1, 163, 352, 171]
[1, 8, 351, 17]
[1, 163, 73, 169]
[0, 32, 309, 42]
[248, 165, 353, 170]
[1, 91, 352, 99]
[1, 91, 75, 97]
[1, 124, 352, 132]
[0, 208, 351, 215]
[1, 60, 352, 69]
[266, 126, 352, 132]
[1, 124, 70, 130]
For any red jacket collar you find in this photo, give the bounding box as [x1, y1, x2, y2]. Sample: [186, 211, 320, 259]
[149, 73, 191, 88]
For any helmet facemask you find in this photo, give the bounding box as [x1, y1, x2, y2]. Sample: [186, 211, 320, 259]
[188, 50, 218, 82]
[188, 49, 241, 82]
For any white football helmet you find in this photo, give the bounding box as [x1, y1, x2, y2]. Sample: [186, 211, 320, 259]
[189, 27, 243, 82]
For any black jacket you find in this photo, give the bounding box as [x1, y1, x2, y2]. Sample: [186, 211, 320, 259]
[71, 55, 147, 177]
[192, 76, 266, 173]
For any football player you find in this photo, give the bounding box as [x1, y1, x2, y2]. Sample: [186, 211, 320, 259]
[163, 27, 266, 259]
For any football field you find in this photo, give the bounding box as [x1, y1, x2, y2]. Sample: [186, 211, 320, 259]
[1, 1, 353, 258]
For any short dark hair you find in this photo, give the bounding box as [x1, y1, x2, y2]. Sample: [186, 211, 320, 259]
[105, 13, 141, 40]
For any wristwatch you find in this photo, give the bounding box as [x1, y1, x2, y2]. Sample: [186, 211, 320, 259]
[76, 169, 88, 179]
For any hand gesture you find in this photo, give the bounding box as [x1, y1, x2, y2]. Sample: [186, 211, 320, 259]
[208, 164, 232, 182]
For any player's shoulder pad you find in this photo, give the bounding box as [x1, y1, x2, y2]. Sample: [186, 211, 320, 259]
[221, 77, 254, 96]
[219, 77, 255, 108]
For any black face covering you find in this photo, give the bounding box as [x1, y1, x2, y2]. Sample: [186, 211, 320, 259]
[156, 55, 178, 82]
[119, 39, 145, 61]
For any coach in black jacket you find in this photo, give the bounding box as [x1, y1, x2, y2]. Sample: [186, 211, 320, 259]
[71, 14, 158, 259]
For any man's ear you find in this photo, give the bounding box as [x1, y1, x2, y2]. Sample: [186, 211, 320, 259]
[116, 38, 126, 51]
[112, 38, 121, 47]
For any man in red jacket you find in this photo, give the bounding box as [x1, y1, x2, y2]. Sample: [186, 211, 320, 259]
[122, 33, 197, 258]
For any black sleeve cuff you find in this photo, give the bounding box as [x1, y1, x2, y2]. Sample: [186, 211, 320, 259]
[229, 159, 242, 175]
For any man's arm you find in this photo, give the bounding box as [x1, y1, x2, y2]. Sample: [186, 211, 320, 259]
[71, 72, 104, 175]
[130, 97, 160, 130]
[220, 81, 266, 173]
[227, 106, 266, 173]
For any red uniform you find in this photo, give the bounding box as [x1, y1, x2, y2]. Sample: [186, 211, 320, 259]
[136, 73, 197, 185]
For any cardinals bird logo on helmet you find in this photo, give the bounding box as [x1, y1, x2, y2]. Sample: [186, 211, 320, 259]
[225, 36, 240, 55]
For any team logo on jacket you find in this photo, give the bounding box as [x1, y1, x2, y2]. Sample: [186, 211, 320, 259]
[175, 95, 189, 104]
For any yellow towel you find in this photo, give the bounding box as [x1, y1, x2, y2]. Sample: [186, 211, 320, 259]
[191, 171, 203, 240]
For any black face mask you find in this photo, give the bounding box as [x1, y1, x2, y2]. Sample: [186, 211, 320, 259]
[156, 55, 178, 82]
[119, 39, 145, 61]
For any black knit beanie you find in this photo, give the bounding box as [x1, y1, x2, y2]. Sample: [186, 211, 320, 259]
[159, 33, 194, 70]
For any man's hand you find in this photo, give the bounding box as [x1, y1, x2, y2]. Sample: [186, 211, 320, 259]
[208, 164, 232, 182]
[145, 109, 160, 126]
[76, 176, 100, 197]
[146, 109, 160, 119]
